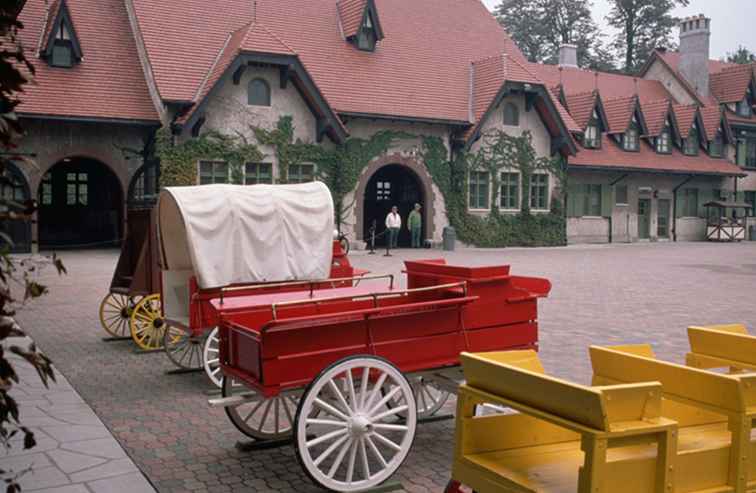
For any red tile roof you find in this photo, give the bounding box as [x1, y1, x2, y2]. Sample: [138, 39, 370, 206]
[673, 104, 698, 134]
[602, 96, 636, 134]
[724, 109, 756, 125]
[699, 105, 723, 141]
[657, 51, 735, 76]
[529, 63, 669, 102]
[131, 0, 527, 123]
[337, 0, 366, 39]
[570, 136, 743, 176]
[17, 0, 158, 122]
[640, 99, 671, 136]
[564, 91, 596, 129]
[710, 64, 755, 103]
[38, 0, 61, 54]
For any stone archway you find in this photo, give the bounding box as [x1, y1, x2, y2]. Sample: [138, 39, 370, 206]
[354, 154, 436, 246]
[37, 157, 124, 249]
[0, 162, 32, 253]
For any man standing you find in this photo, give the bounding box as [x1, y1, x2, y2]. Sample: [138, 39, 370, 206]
[408, 203, 422, 248]
[385, 205, 401, 249]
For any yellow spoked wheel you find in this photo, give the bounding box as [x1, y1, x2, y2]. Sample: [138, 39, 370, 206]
[99, 293, 142, 338]
[129, 294, 168, 350]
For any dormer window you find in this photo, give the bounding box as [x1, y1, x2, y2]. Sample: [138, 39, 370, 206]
[709, 131, 724, 158]
[683, 128, 700, 156]
[43, 1, 83, 68]
[584, 118, 601, 149]
[623, 125, 639, 151]
[656, 127, 672, 154]
[357, 12, 378, 51]
[503, 102, 519, 126]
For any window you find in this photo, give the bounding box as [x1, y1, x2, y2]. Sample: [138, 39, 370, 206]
[357, 12, 378, 51]
[248, 79, 271, 106]
[737, 97, 752, 118]
[376, 181, 391, 201]
[503, 103, 519, 126]
[198, 161, 228, 185]
[709, 132, 724, 158]
[744, 139, 756, 168]
[66, 172, 87, 206]
[745, 191, 756, 217]
[244, 163, 273, 185]
[499, 172, 520, 209]
[683, 129, 699, 156]
[582, 184, 602, 216]
[288, 163, 314, 184]
[40, 173, 52, 205]
[468, 171, 489, 210]
[656, 128, 671, 154]
[623, 126, 639, 151]
[530, 174, 549, 210]
[584, 120, 600, 149]
[681, 188, 698, 217]
[615, 184, 628, 206]
[51, 23, 74, 68]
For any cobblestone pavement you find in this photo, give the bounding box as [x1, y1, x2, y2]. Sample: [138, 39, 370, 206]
[13, 242, 756, 492]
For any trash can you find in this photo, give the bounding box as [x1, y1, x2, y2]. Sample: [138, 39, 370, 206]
[442, 226, 456, 251]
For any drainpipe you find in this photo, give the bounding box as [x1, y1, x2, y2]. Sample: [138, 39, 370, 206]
[607, 173, 629, 244]
[672, 175, 694, 242]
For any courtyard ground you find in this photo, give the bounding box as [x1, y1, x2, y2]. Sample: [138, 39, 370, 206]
[11, 242, 756, 492]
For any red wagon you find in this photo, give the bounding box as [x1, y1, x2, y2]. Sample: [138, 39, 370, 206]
[156, 182, 366, 385]
[209, 258, 551, 492]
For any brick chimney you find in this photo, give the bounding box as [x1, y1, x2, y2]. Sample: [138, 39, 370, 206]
[678, 14, 711, 99]
[558, 44, 578, 68]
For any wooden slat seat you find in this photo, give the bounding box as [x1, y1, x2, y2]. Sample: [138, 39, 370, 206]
[590, 344, 756, 493]
[686, 324, 756, 373]
[450, 350, 676, 493]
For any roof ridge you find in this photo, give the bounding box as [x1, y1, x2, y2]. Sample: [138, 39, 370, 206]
[243, 21, 297, 54]
[192, 29, 235, 102]
[506, 54, 541, 82]
[471, 53, 504, 65]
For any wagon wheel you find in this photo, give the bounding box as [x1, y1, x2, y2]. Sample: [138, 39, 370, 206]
[203, 327, 223, 388]
[99, 293, 142, 338]
[163, 325, 204, 370]
[294, 355, 417, 492]
[385, 376, 451, 419]
[222, 376, 300, 440]
[129, 294, 168, 350]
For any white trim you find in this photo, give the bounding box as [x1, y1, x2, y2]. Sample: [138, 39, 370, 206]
[529, 172, 550, 212]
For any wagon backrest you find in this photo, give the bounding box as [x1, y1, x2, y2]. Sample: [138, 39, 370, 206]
[461, 351, 662, 431]
[590, 345, 756, 418]
[687, 326, 756, 371]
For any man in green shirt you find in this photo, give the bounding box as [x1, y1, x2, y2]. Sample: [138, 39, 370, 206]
[407, 203, 423, 248]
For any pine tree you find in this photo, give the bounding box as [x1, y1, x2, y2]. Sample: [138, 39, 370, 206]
[606, 0, 690, 74]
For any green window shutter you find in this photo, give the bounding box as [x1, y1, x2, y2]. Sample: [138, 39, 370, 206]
[675, 192, 685, 218]
[601, 185, 613, 217]
[737, 140, 747, 166]
[566, 183, 579, 217]
[697, 188, 709, 218]
[736, 191, 745, 203]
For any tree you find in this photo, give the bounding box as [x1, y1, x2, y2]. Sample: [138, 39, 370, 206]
[1, 1, 64, 491]
[725, 45, 756, 65]
[606, 0, 690, 74]
[495, 0, 614, 70]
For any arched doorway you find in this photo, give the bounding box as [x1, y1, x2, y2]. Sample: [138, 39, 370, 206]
[0, 162, 32, 253]
[38, 157, 123, 249]
[363, 164, 424, 247]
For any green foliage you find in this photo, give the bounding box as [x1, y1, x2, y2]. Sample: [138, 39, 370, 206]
[423, 130, 567, 247]
[606, 0, 690, 73]
[157, 127, 264, 186]
[725, 45, 756, 65]
[495, 0, 613, 70]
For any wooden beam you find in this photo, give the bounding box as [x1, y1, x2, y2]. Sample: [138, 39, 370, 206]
[280, 65, 292, 89]
[316, 118, 328, 143]
[232, 65, 247, 85]
[191, 116, 206, 138]
[525, 92, 537, 112]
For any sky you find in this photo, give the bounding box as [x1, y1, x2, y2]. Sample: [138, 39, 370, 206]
[481, 0, 756, 61]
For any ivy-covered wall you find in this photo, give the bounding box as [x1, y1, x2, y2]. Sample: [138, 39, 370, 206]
[156, 116, 567, 247]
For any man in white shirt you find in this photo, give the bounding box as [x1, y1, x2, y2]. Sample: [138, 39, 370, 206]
[385, 205, 401, 249]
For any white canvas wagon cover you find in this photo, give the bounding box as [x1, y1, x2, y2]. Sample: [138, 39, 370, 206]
[158, 182, 334, 289]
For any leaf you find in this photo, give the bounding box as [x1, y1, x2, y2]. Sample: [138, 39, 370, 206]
[21, 428, 35, 450]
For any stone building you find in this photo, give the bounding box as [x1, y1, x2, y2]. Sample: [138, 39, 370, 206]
[9, 1, 754, 252]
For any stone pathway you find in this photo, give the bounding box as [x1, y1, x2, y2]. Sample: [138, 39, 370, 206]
[3, 338, 155, 493]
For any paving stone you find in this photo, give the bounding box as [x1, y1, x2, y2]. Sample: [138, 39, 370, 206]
[68, 458, 139, 483]
[87, 472, 155, 493]
[24, 484, 90, 493]
[47, 449, 108, 474]
[16, 466, 70, 491]
[41, 425, 113, 443]
[60, 438, 128, 460]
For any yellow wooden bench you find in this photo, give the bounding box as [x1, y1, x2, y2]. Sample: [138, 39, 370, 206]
[686, 324, 756, 373]
[590, 344, 756, 493]
[447, 350, 676, 493]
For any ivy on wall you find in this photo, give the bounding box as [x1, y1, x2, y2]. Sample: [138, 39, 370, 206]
[157, 116, 567, 247]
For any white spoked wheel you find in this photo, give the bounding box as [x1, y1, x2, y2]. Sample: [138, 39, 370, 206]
[222, 376, 299, 440]
[294, 356, 417, 492]
[203, 327, 222, 388]
[163, 325, 204, 370]
[387, 376, 451, 419]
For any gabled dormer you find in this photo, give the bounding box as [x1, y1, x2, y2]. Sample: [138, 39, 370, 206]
[566, 91, 607, 150]
[338, 0, 384, 52]
[41, 0, 82, 68]
[679, 109, 705, 156]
